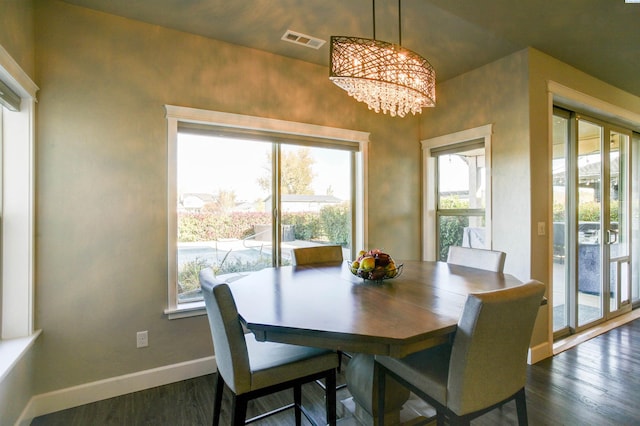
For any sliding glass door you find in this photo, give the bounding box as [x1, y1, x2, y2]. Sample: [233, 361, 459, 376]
[553, 108, 632, 338]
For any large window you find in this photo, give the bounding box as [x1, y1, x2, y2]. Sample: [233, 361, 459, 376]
[421, 125, 492, 261]
[165, 106, 368, 317]
[432, 141, 486, 260]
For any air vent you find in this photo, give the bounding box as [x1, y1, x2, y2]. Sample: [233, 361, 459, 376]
[281, 30, 326, 49]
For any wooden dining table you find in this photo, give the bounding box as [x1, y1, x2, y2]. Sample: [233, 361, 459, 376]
[229, 260, 528, 425]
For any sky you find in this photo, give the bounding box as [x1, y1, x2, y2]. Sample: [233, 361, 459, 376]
[177, 133, 351, 202]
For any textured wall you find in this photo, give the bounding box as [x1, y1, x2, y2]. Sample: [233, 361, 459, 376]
[0, 0, 34, 76]
[32, 0, 421, 395]
[420, 50, 531, 281]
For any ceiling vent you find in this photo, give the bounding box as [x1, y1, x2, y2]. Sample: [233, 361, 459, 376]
[281, 30, 326, 49]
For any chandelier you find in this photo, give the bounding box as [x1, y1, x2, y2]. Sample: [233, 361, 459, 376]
[329, 0, 436, 117]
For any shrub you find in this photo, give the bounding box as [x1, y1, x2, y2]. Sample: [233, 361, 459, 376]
[283, 212, 322, 240]
[319, 204, 350, 245]
[438, 216, 469, 261]
[178, 204, 352, 247]
[178, 257, 211, 293]
[178, 211, 270, 242]
[553, 200, 618, 223]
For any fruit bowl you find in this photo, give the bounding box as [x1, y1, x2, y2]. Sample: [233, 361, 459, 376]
[348, 249, 403, 282]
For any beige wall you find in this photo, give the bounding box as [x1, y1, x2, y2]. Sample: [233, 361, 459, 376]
[420, 49, 532, 281]
[0, 0, 35, 76]
[0, 2, 36, 424]
[31, 0, 421, 396]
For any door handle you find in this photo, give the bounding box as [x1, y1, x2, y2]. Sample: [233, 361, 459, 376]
[607, 229, 618, 244]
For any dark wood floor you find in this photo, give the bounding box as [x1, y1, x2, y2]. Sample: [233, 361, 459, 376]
[32, 319, 640, 425]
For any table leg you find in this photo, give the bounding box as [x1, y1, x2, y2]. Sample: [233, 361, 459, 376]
[345, 353, 410, 426]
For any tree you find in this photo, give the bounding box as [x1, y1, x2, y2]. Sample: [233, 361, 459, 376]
[257, 147, 316, 194]
[203, 189, 237, 214]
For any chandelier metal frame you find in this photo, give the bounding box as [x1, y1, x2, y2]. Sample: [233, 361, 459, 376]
[329, 0, 436, 117]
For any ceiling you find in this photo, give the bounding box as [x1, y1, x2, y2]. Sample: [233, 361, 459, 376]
[60, 0, 640, 98]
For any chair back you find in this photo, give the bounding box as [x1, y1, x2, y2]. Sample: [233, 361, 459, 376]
[446, 280, 545, 416]
[292, 245, 343, 266]
[200, 268, 251, 394]
[446, 246, 506, 272]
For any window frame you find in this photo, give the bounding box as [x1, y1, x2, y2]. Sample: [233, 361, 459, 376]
[421, 124, 493, 261]
[0, 44, 39, 381]
[164, 105, 369, 318]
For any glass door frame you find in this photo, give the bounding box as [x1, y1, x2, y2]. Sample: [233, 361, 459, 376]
[604, 125, 632, 319]
[553, 108, 632, 339]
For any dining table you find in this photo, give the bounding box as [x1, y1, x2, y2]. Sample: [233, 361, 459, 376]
[229, 260, 529, 425]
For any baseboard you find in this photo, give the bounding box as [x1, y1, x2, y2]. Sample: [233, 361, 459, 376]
[528, 341, 552, 364]
[16, 356, 216, 426]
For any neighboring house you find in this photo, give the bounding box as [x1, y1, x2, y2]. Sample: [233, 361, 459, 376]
[179, 193, 215, 211]
[263, 194, 343, 213]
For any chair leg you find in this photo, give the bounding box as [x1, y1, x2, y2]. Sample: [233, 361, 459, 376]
[325, 369, 337, 426]
[515, 388, 529, 426]
[230, 394, 247, 426]
[376, 363, 386, 426]
[448, 413, 470, 426]
[294, 384, 302, 426]
[212, 373, 224, 426]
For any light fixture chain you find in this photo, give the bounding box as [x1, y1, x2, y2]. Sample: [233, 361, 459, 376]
[372, 0, 376, 40]
[398, 0, 402, 46]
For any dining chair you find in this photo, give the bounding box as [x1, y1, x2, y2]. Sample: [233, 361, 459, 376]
[199, 268, 338, 426]
[446, 245, 507, 273]
[291, 244, 350, 390]
[291, 244, 344, 266]
[375, 280, 545, 426]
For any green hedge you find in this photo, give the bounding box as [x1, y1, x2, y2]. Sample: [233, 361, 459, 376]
[178, 203, 350, 245]
[438, 216, 469, 261]
[552, 200, 617, 223]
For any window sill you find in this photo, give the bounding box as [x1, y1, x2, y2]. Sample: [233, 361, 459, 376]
[164, 301, 206, 319]
[0, 330, 41, 382]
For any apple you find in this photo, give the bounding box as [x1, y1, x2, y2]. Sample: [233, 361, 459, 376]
[375, 252, 391, 266]
[385, 261, 397, 278]
[359, 256, 376, 271]
[370, 266, 387, 280]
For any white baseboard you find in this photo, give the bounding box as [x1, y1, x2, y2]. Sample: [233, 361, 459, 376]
[528, 341, 552, 364]
[16, 356, 216, 426]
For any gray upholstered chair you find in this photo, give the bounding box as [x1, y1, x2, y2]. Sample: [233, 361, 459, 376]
[375, 280, 545, 426]
[446, 246, 507, 273]
[199, 268, 338, 426]
[291, 244, 349, 390]
[291, 244, 343, 266]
